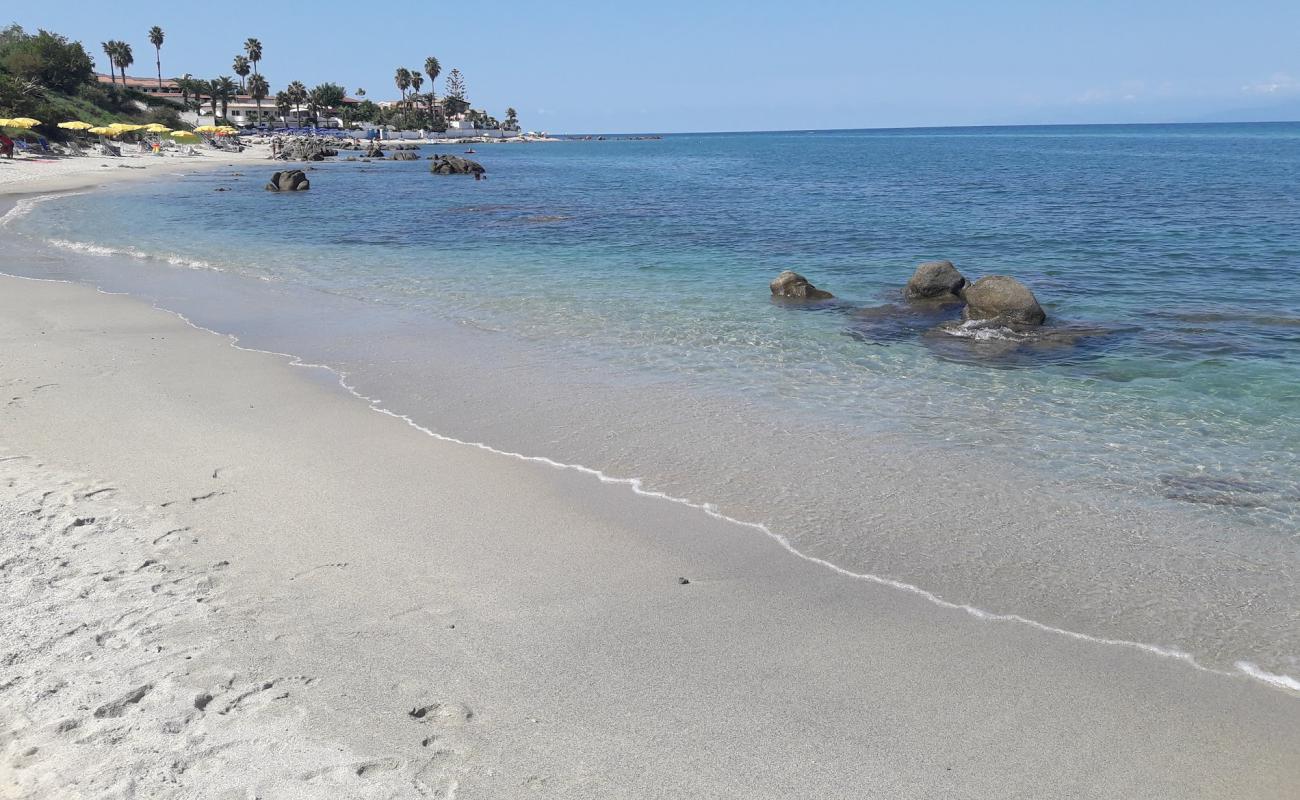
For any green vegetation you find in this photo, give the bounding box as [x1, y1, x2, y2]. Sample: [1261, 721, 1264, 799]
[0, 24, 179, 140]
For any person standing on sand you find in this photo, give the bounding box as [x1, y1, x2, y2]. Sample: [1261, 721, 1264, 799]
[0, 132, 13, 159]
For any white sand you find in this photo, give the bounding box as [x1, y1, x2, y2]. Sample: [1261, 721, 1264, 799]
[0, 173, 1297, 798]
[0, 144, 268, 195]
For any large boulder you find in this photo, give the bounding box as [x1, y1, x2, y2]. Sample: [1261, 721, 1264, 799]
[961, 275, 1045, 326]
[265, 169, 310, 192]
[770, 271, 833, 300]
[390, 151, 421, 161]
[430, 154, 486, 175]
[905, 260, 966, 301]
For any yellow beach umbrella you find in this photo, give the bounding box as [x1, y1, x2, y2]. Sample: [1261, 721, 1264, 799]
[169, 130, 200, 142]
[86, 126, 117, 136]
[0, 119, 11, 127]
[143, 123, 172, 133]
[109, 123, 144, 132]
[58, 121, 95, 130]
[7, 117, 40, 128]
[193, 124, 221, 133]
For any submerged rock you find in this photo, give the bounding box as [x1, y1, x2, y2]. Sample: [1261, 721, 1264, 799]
[770, 271, 833, 300]
[905, 260, 967, 301]
[961, 275, 1046, 326]
[265, 169, 310, 192]
[430, 154, 486, 175]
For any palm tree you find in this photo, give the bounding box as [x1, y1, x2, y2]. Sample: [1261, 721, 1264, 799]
[409, 71, 423, 123]
[275, 90, 292, 128]
[244, 38, 263, 76]
[248, 73, 269, 127]
[101, 42, 117, 85]
[356, 88, 366, 97]
[112, 41, 134, 85]
[213, 76, 236, 119]
[504, 107, 518, 131]
[287, 80, 307, 125]
[424, 56, 441, 122]
[148, 27, 164, 89]
[394, 67, 412, 128]
[232, 55, 250, 91]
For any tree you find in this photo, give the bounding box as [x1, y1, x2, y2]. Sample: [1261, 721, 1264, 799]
[409, 71, 423, 123]
[356, 87, 366, 97]
[274, 90, 292, 127]
[312, 83, 345, 110]
[111, 41, 133, 84]
[244, 38, 262, 76]
[394, 67, 411, 127]
[286, 80, 307, 125]
[232, 55, 250, 91]
[504, 107, 518, 131]
[213, 76, 236, 118]
[100, 41, 117, 85]
[248, 73, 269, 126]
[423, 56, 441, 123]
[0, 29, 94, 93]
[148, 27, 164, 89]
[443, 68, 468, 118]
[174, 73, 205, 112]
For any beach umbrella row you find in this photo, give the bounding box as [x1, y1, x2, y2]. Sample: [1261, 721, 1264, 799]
[0, 117, 40, 128]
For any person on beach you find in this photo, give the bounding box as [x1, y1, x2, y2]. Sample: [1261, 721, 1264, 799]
[0, 132, 13, 159]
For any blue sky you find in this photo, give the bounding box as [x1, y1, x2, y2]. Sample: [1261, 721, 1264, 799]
[11, 1, 1300, 133]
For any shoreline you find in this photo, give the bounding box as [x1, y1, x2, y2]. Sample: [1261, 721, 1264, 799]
[2, 166, 1298, 797]
[4, 177, 1298, 693]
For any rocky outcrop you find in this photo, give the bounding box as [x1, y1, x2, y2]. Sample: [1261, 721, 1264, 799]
[277, 138, 337, 161]
[770, 271, 833, 300]
[429, 154, 486, 175]
[961, 275, 1046, 326]
[905, 260, 966, 301]
[390, 151, 421, 161]
[265, 169, 310, 192]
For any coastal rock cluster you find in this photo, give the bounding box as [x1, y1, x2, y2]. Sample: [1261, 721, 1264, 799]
[276, 138, 337, 161]
[265, 169, 310, 192]
[774, 262, 1046, 328]
[429, 154, 486, 176]
[768, 263, 1077, 366]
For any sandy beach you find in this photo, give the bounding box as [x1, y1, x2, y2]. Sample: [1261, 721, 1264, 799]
[1, 167, 1298, 798]
[0, 143, 269, 196]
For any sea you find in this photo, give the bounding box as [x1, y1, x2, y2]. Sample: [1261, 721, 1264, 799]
[4, 123, 1298, 690]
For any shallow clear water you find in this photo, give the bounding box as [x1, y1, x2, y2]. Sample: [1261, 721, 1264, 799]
[6, 123, 1300, 684]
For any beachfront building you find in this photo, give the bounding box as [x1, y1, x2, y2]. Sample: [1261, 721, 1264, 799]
[95, 73, 185, 100]
[191, 93, 363, 129]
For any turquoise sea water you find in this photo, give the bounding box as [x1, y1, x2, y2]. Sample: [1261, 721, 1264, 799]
[6, 123, 1300, 685]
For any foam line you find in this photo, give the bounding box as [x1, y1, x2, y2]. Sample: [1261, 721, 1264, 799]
[2, 208, 1298, 700]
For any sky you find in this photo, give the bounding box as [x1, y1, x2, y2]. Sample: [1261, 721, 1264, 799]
[11, 1, 1300, 133]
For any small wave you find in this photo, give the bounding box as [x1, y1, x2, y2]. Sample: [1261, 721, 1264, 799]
[1, 192, 87, 228]
[44, 238, 216, 271]
[938, 320, 1027, 341]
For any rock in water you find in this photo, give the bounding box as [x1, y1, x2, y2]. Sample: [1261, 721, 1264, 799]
[390, 151, 420, 161]
[905, 260, 966, 301]
[961, 275, 1046, 326]
[265, 169, 310, 192]
[770, 271, 833, 300]
[429, 154, 486, 176]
